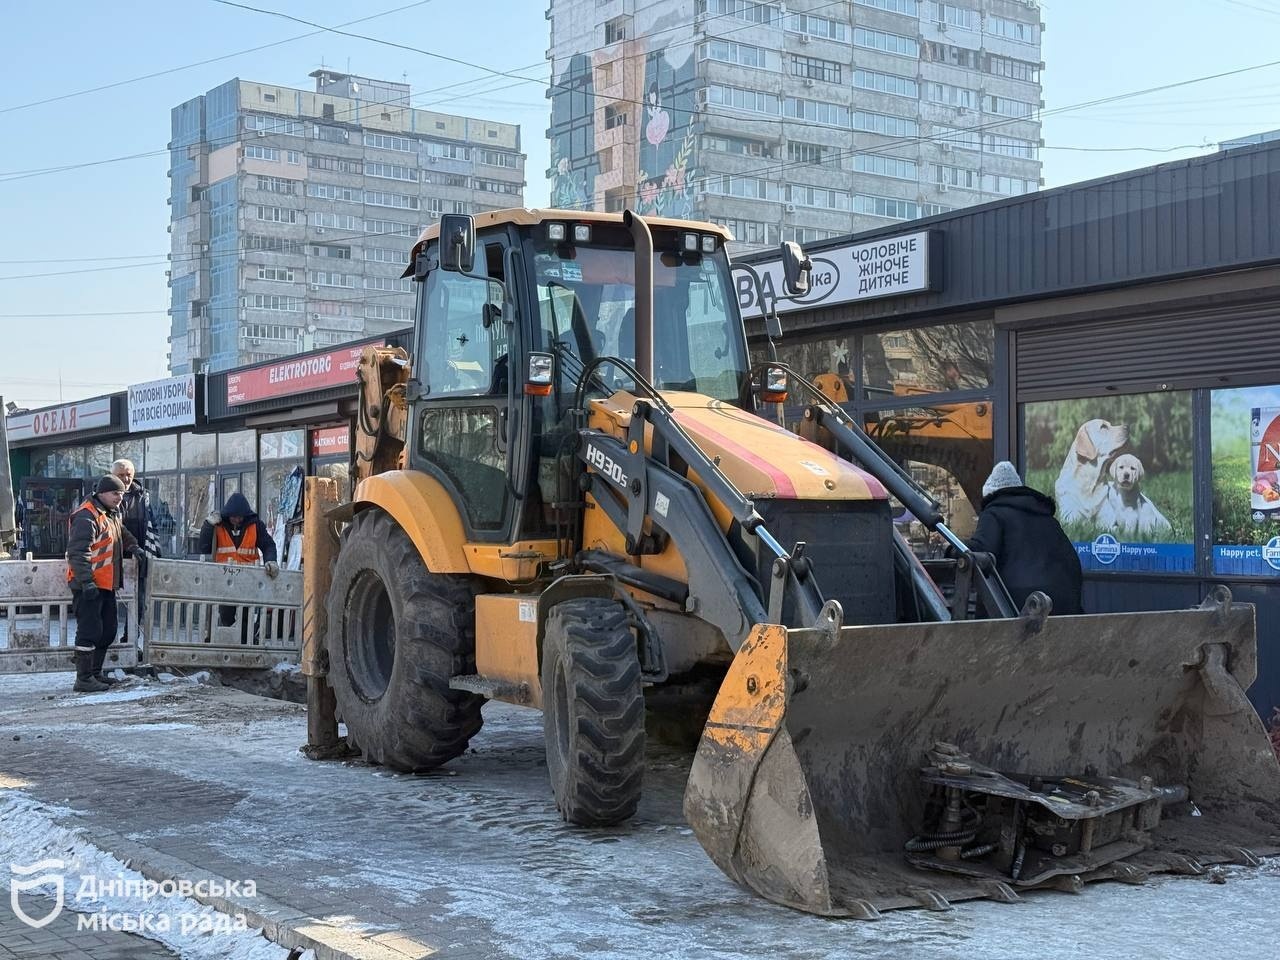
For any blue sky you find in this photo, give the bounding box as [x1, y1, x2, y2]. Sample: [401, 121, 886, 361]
[2, 0, 1278, 407]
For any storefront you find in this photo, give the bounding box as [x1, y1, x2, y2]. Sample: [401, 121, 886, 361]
[6, 332, 404, 561]
[740, 137, 1280, 714]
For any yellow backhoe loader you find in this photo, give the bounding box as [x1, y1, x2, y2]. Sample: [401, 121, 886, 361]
[307, 207, 1280, 918]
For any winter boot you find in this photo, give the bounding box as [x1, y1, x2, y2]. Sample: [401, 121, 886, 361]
[73, 650, 109, 693]
[91, 646, 119, 686]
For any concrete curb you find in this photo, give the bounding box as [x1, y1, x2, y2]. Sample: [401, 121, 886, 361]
[88, 826, 436, 960]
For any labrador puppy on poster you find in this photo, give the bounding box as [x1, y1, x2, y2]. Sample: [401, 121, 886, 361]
[1055, 418, 1130, 525]
[1098, 453, 1173, 538]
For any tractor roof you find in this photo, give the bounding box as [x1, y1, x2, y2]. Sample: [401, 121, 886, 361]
[406, 208, 734, 272]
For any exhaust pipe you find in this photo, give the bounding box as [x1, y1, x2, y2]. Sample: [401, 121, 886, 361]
[622, 209, 654, 383]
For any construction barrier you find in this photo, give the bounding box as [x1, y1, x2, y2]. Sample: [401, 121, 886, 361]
[142, 558, 302, 670]
[0, 559, 138, 674]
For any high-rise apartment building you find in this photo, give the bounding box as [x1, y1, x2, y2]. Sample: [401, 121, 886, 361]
[168, 72, 526, 373]
[546, 0, 1043, 252]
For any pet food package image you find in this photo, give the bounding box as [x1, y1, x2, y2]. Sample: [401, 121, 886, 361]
[1250, 407, 1280, 518]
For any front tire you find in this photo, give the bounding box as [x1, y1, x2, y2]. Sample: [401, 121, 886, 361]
[327, 508, 483, 771]
[542, 598, 645, 825]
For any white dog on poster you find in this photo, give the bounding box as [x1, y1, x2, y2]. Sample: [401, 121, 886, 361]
[1098, 453, 1172, 538]
[1055, 418, 1130, 524]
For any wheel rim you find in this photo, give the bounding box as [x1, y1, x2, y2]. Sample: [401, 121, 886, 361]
[346, 570, 396, 701]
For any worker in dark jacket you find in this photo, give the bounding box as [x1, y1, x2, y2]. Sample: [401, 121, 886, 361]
[966, 461, 1084, 616]
[66, 475, 144, 692]
[198, 492, 279, 630]
[112, 458, 160, 644]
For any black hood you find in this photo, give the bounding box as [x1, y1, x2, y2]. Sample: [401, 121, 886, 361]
[981, 485, 1057, 517]
[221, 492, 256, 520]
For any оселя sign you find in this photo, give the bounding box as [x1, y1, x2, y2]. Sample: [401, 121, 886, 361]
[737, 229, 939, 320]
[4, 398, 113, 442]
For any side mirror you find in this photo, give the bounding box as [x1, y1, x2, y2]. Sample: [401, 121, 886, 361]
[779, 241, 812, 298]
[754, 363, 789, 404]
[439, 214, 475, 273]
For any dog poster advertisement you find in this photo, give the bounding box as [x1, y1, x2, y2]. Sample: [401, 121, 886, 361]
[1024, 393, 1194, 573]
[1211, 385, 1280, 576]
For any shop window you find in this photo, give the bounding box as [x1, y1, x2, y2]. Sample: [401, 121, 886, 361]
[862, 321, 993, 401]
[32, 446, 85, 479]
[773, 335, 857, 395]
[184, 472, 216, 556]
[315, 460, 351, 501]
[1023, 392, 1194, 573]
[865, 401, 995, 519]
[146, 475, 180, 557]
[1210, 384, 1280, 577]
[85, 443, 115, 481]
[259, 459, 303, 538]
[218, 429, 257, 465]
[181, 432, 217, 468]
[146, 435, 178, 472]
[114, 439, 144, 473]
[260, 430, 304, 460]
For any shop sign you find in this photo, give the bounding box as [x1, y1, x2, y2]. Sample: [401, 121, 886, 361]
[226, 346, 364, 406]
[5, 397, 113, 442]
[311, 426, 350, 458]
[738, 230, 937, 320]
[1209, 386, 1280, 576]
[127, 374, 196, 432]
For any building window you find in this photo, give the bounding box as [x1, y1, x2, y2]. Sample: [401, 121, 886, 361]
[925, 2, 980, 30]
[983, 133, 1038, 158]
[853, 69, 918, 99]
[986, 53, 1041, 83]
[702, 134, 769, 157]
[786, 13, 849, 42]
[365, 219, 418, 237]
[473, 178, 521, 196]
[364, 247, 408, 263]
[310, 244, 351, 259]
[853, 194, 924, 220]
[786, 184, 852, 211]
[604, 104, 629, 128]
[308, 154, 362, 174]
[703, 174, 774, 200]
[306, 182, 360, 202]
[366, 161, 419, 182]
[313, 124, 348, 143]
[363, 132, 416, 152]
[717, 219, 776, 246]
[477, 149, 518, 167]
[244, 115, 303, 136]
[366, 190, 421, 209]
[255, 175, 296, 195]
[853, 111, 919, 137]
[985, 95, 1037, 119]
[321, 103, 335, 120]
[927, 82, 978, 109]
[853, 27, 919, 58]
[250, 294, 303, 312]
[784, 97, 849, 127]
[310, 270, 357, 288]
[366, 304, 412, 322]
[708, 85, 781, 116]
[790, 54, 842, 83]
[981, 173, 1037, 195]
[702, 39, 768, 69]
[312, 299, 356, 317]
[311, 212, 361, 230]
[697, 0, 781, 25]
[787, 141, 830, 164]
[425, 141, 471, 161]
[604, 16, 628, 43]
[244, 144, 280, 162]
[931, 163, 978, 188]
[364, 276, 412, 292]
[986, 15, 1038, 44]
[924, 41, 979, 69]
[255, 205, 297, 223]
[256, 265, 296, 282]
[853, 0, 917, 14]
[855, 154, 919, 180]
[783, 226, 842, 244]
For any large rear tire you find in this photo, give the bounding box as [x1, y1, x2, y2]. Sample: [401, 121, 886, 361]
[327, 508, 483, 771]
[542, 598, 645, 825]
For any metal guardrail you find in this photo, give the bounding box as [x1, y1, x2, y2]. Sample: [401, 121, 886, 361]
[0, 559, 138, 674]
[142, 558, 302, 670]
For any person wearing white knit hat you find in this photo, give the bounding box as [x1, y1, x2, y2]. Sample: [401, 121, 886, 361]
[967, 461, 1083, 615]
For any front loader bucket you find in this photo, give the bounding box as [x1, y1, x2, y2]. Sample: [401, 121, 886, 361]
[684, 593, 1280, 917]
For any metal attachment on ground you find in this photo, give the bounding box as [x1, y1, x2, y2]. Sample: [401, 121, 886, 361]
[813, 599, 843, 648]
[1018, 590, 1052, 636]
[1199, 584, 1233, 626]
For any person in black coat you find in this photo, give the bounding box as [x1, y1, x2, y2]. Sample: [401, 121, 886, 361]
[966, 461, 1084, 615]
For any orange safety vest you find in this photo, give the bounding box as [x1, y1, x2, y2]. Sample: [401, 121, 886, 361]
[66, 498, 117, 590]
[214, 522, 260, 565]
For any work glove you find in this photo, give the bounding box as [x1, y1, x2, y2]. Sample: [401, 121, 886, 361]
[205, 510, 222, 526]
[265, 561, 280, 579]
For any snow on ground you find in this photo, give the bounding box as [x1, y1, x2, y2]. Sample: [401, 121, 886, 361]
[0, 791, 308, 960]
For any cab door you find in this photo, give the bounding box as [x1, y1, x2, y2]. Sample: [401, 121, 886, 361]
[409, 237, 516, 541]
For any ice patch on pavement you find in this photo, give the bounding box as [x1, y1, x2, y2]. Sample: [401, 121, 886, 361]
[271, 662, 301, 675]
[0, 791, 307, 960]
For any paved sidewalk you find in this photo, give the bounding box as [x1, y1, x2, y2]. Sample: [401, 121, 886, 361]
[0, 884, 177, 959]
[1, 672, 1278, 960]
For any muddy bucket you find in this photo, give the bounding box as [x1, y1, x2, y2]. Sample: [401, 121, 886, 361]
[684, 591, 1280, 917]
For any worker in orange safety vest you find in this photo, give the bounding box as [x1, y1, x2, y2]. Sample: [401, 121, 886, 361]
[198, 492, 279, 633]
